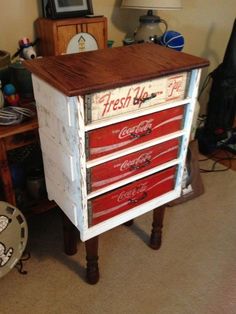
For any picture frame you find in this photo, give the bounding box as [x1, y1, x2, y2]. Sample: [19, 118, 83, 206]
[42, 0, 93, 19]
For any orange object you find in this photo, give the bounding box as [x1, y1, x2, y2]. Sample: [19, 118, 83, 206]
[5, 94, 20, 106]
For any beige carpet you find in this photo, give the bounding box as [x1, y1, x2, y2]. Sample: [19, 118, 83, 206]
[1, 158, 236, 314]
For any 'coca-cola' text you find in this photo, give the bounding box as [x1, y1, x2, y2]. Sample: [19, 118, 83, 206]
[119, 119, 153, 139]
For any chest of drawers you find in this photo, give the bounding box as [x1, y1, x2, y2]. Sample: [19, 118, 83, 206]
[24, 43, 209, 242]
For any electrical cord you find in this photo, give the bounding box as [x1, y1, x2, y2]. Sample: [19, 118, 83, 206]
[15, 251, 31, 275]
[199, 149, 236, 173]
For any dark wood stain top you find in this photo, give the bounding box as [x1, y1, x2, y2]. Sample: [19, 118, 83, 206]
[24, 43, 209, 96]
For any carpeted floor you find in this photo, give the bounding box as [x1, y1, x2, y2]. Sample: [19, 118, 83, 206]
[1, 157, 236, 314]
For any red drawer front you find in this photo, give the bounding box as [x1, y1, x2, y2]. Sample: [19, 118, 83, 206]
[87, 106, 184, 160]
[88, 137, 180, 192]
[88, 166, 176, 226]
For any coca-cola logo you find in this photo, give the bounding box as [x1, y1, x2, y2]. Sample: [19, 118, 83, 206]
[120, 152, 152, 171]
[119, 119, 153, 139]
[117, 184, 148, 202]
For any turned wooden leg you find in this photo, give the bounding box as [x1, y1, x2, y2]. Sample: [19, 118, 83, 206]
[124, 219, 134, 226]
[62, 212, 78, 256]
[149, 205, 166, 250]
[85, 236, 99, 285]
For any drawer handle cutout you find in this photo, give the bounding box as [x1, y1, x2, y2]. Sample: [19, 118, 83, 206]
[130, 128, 152, 139]
[129, 192, 147, 204]
[133, 93, 157, 105]
[130, 159, 151, 170]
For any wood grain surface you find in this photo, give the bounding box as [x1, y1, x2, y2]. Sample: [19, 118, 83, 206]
[24, 43, 209, 96]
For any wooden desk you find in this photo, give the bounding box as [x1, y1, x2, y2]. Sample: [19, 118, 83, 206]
[0, 107, 55, 215]
[0, 108, 79, 256]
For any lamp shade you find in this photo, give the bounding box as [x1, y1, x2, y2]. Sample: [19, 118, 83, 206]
[121, 0, 182, 10]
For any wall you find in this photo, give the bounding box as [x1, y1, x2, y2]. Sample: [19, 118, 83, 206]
[0, 0, 131, 55]
[0, 0, 235, 103]
[162, 0, 236, 73]
[1, 0, 235, 68]
[0, 1, 39, 56]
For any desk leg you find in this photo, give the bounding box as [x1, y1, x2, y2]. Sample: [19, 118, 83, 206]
[62, 212, 78, 255]
[85, 236, 99, 285]
[149, 205, 165, 250]
[0, 140, 16, 205]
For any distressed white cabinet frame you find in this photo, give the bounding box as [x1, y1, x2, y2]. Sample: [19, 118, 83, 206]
[25, 44, 208, 241]
[31, 67, 201, 241]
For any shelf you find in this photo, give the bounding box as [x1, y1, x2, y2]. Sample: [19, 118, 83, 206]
[22, 198, 57, 217]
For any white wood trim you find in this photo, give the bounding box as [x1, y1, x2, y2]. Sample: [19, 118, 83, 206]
[75, 96, 89, 230]
[175, 69, 202, 188]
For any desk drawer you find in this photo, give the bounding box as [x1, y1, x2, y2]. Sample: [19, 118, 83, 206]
[87, 137, 180, 192]
[86, 106, 184, 160]
[88, 166, 176, 226]
[86, 72, 188, 122]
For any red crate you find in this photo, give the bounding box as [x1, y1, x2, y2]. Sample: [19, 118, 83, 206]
[88, 166, 176, 226]
[88, 137, 180, 192]
[87, 106, 184, 160]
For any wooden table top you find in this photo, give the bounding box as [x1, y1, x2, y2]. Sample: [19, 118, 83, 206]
[24, 43, 209, 97]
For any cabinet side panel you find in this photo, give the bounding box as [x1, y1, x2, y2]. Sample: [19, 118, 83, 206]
[31, 75, 84, 230]
[175, 69, 202, 189]
[32, 76, 74, 127]
[45, 175, 79, 227]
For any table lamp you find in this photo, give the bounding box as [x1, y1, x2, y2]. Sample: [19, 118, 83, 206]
[121, 0, 182, 43]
